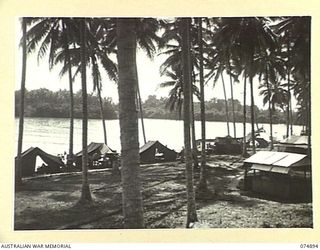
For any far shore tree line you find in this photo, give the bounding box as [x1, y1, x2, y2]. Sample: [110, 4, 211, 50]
[15, 89, 302, 125]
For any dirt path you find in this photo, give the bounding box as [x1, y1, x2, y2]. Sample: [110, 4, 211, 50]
[14, 155, 312, 229]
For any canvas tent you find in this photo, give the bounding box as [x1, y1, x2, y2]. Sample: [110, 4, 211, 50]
[139, 141, 177, 163]
[15, 147, 65, 177]
[243, 151, 311, 200]
[214, 136, 242, 154]
[75, 142, 118, 168]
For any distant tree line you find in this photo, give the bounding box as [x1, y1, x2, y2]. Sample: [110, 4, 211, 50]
[15, 88, 118, 119]
[140, 95, 302, 125]
[15, 89, 302, 125]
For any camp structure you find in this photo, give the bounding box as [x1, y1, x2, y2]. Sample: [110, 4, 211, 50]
[213, 136, 242, 155]
[139, 140, 177, 164]
[275, 135, 309, 154]
[75, 142, 118, 169]
[15, 147, 65, 177]
[243, 151, 311, 201]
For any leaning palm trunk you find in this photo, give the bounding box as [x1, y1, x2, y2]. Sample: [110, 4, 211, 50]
[97, 86, 108, 145]
[116, 18, 144, 228]
[221, 72, 230, 136]
[197, 17, 207, 191]
[242, 75, 247, 156]
[62, 20, 74, 166]
[181, 18, 198, 228]
[79, 18, 92, 204]
[16, 17, 27, 186]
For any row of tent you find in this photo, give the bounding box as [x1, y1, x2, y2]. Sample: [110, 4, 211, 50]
[15, 140, 178, 177]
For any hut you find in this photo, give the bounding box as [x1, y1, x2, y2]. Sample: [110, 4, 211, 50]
[75, 142, 118, 169]
[214, 136, 242, 155]
[15, 147, 65, 177]
[139, 141, 177, 164]
[276, 135, 309, 154]
[243, 151, 311, 200]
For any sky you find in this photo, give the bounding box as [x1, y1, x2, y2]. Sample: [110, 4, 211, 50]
[15, 20, 296, 111]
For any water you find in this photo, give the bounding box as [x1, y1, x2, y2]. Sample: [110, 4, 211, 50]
[15, 117, 303, 156]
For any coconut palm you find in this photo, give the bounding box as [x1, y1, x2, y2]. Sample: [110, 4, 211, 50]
[116, 18, 144, 228]
[181, 17, 198, 228]
[273, 16, 311, 155]
[196, 17, 207, 192]
[25, 17, 77, 166]
[16, 17, 27, 186]
[78, 18, 92, 204]
[214, 17, 278, 153]
[256, 50, 286, 149]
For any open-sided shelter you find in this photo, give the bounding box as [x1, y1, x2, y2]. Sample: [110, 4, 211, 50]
[243, 151, 311, 200]
[15, 147, 65, 177]
[276, 135, 309, 154]
[139, 141, 177, 164]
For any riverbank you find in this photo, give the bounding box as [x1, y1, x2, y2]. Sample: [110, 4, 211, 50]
[14, 155, 312, 229]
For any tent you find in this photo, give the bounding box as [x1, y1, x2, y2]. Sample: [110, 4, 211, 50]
[139, 141, 177, 163]
[15, 147, 65, 177]
[243, 151, 311, 200]
[75, 142, 118, 168]
[214, 136, 242, 155]
[276, 135, 309, 154]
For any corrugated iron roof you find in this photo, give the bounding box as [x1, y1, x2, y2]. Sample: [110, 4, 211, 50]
[280, 135, 308, 145]
[245, 151, 309, 168]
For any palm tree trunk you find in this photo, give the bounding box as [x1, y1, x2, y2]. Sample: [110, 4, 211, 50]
[190, 87, 198, 168]
[265, 66, 274, 150]
[227, 59, 236, 138]
[197, 17, 207, 191]
[116, 18, 144, 228]
[79, 18, 92, 204]
[250, 73, 256, 153]
[62, 20, 74, 166]
[181, 17, 198, 228]
[221, 72, 230, 136]
[97, 86, 108, 145]
[16, 17, 27, 186]
[242, 75, 247, 156]
[136, 80, 147, 145]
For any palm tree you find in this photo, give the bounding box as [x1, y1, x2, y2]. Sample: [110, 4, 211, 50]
[25, 17, 77, 165]
[16, 17, 27, 186]
[256, 50, 286, 150]
[159, 18, 199, 167]
[181, 17, 198, 228]
[274, 17, 311, 155]
[116, 18, 144, 228]
[196, 17, 207, 192]
[78, 18, 92, 204]
[214, 17, 278, 153]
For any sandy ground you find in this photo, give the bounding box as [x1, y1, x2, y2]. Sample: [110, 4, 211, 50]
[14, 155, 312, 230]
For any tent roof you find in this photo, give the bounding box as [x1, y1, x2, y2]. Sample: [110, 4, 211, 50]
[16, 147, 64, 166]
[280, 135, 308, 145]
[244, 151, 310, 169]
[76, 142, 116, 157]
[139, 141, 174, 154]
[139, 141, 158, 154]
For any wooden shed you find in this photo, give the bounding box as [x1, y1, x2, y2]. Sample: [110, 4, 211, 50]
[243, 151, 311, 200]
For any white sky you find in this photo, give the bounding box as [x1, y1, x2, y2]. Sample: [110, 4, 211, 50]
[15, 21, 295, 110]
